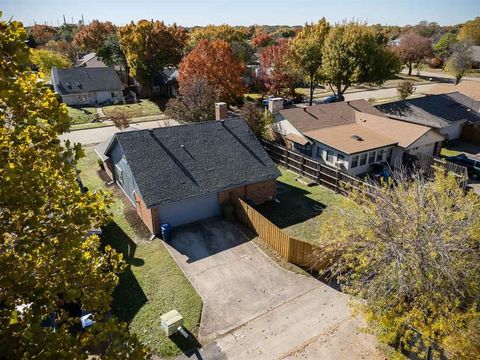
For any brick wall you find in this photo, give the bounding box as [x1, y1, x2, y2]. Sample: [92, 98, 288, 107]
[134, 192, 159, 234]
[219, 179, 276, 205]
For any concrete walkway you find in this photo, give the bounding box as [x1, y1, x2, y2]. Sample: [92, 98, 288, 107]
[167, 220, 382, 360]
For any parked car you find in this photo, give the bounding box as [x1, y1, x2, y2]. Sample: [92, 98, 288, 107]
[447, 154, 480, 179]
[261, 97, 294, 106]
[319, 95, 339, 104]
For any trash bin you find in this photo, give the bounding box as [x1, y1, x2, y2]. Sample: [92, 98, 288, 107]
[161, 223, 172, 242]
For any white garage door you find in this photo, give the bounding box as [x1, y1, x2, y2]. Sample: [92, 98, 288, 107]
[158, 192, 220, 227]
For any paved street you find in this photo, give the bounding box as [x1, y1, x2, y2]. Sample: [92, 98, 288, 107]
[168, 220, 382, 360]
[60, 118, 177, 145]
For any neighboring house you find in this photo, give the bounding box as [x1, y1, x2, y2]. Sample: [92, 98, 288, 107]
[471, 46, 480, 69]
[51, 67, 124, 106]
[271, 99, 444, 176]
[376, 92, 480, 141]
[135, 67, 179, 98]
[98, 115, 280, 232]
[75, 53, 107, 68]
[427, 80, 480, 101]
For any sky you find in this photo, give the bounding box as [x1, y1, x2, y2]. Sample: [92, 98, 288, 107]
[2, 0, 479, 27]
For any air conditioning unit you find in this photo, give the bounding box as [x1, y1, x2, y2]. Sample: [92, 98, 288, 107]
[160, 310, 184, 337]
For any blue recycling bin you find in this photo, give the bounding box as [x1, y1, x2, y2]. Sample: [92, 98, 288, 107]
[161, 223, 172, 242]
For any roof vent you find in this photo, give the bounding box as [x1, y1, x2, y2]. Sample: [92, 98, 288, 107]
[180, 144, 185, 148]
[351, 135, 364, 141]
[220, 119, 225, 125]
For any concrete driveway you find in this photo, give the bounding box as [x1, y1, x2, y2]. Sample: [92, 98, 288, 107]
[166, 219, 382, 359]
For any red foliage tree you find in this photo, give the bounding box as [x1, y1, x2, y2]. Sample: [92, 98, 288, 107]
[393, 32, 433, 75]
[28, 24, 56, 46]
[259, 42, 296, 96]
[178, 40, 245, 103]
[252, 32, 274, 48]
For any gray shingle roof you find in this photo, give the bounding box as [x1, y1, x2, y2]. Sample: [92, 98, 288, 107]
[52, 67, 123, 95]
[376, 93, 480, 128]
[153, 67, 178, 86]
[106, 118, 280, 207]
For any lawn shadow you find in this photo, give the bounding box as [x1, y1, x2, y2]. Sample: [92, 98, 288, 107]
[101, 222, 148, 322]
[255, 181, 327, 229]
[150, 97, 168, 112]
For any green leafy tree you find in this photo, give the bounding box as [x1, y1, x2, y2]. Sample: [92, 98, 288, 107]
[315, 171, 480, 359]
[240, 102, 273, 139]
[0, 15, 149, 359]
[322, 22, 401, 101]
[97, 32, 127, 68]
[458, 17, 480, 45]
[119, 20, 187, 93]
[445, 41, 473, 84]
[289, 19, 330, 105]
[31, 48, 71, 74]
[434, 32, 458, 62]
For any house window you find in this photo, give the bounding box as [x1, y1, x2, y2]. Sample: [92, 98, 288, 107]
[376, 150, 383, 162]
[368, 152, 375, 164]
[293, 142, 312, 156]
[337, 154, 345, 162]
[351, 155, 359, 168]
[316, 147, 323, 159]
[115, 165, 124, 185]
[360, 153, 367, 166]
[111, 92, 115, 98]
[326, 150, 334, 162]
[387, 148, 393, 162]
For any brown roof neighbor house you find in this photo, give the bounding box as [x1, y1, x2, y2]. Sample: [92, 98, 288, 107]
[271, 100, 444, 176]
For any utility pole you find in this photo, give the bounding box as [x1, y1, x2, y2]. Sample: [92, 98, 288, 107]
[81, 14, 85, 26]
[63, 14, 66, 25]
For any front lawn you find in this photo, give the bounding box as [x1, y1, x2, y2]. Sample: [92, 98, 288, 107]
[77, 147, 202, 358]
[256, 168, 348, 244]
[67, 106, 98, 124]
[103, 99, 167, 119]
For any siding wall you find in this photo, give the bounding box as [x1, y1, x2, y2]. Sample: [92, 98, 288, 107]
[60, 91, 123, 106]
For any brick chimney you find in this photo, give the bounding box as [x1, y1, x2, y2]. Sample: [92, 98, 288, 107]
[215, 102, 228, 121]
[268, 97, 284, 114]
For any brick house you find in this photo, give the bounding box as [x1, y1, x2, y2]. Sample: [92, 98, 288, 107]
[98, 109, 280, 233]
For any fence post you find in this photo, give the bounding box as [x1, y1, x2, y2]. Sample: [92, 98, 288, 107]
[335, 169, 340, 193]
[284, 147, 289, 169]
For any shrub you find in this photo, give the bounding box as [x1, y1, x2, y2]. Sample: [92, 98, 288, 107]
[396, 80, 415, 100]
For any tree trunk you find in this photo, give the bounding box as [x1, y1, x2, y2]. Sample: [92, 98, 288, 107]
[309, 74, 315, 106]
[408, 63, 412, 76]
[336, 84, 345, 102]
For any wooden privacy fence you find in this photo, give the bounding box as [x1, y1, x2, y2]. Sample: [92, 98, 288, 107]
[261, 140, 376, 196]
[232, 195, 327, 271]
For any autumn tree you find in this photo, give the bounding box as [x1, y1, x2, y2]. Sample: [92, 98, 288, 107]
[458, 17, 480, 45]
[259, 42, 297, 96]
[28, 24, 56, 46]
[188, 24, 247, 49]
[119, 20, 187, 93]
[445, 41, 473, 84]
[165, 77, 217, 123]
[240, 102, 273, 139]
[0, 16, 148, 359]
[31, 48, 71, 74]
[179, 40, 245, 103]
[74, 20, 116, 52]
[45, 39, 79, 62]
[315, 171, 480, 359]
[289, 19, 330, 105]
[394, 32, 433, 75]
[322, 22, 401, 101]
[252, 32, 274, 48]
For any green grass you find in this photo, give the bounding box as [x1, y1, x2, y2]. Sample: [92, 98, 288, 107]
[103, 99, 167, 119]
[67, 106, 98, 124]
[77, 148, 203, 358]
[256, 168, 347, 244]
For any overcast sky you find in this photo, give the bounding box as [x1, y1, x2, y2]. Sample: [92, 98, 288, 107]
[2, 0, 478, 27]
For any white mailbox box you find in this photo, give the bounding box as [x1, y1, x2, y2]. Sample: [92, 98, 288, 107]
[160, 310, 184, 337]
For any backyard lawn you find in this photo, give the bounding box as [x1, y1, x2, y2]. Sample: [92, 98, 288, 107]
[256, 168, 349, 244]
[77, 147, 203, 358]
[67, 106, 98, 124]
[102, 99, 167, 119]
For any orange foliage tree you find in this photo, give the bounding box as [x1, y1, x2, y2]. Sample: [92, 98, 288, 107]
[179, 40, 245, 103]
[28, 24, 56, 46]
[74, 20, 116, 52]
